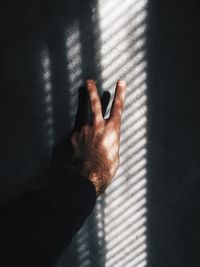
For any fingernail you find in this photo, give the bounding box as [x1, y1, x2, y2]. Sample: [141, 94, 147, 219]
[117, 80, 126, 86]
[86, 79, 95, 84]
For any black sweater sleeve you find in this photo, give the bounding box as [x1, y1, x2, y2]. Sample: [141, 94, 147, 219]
[0, 171, 97, 267]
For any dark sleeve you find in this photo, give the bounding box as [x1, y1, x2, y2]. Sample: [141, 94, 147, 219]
[0, 171, 97, 267]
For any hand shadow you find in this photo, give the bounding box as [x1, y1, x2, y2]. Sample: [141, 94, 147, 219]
[73, 85, 111, 131]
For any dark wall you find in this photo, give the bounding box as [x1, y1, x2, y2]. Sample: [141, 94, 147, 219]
[0, 0, 99, 205]
[147, 1, 200, 266]
[0, 1, 200, 266]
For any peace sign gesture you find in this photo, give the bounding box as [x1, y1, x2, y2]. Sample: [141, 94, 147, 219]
[71, 80, 126, 196]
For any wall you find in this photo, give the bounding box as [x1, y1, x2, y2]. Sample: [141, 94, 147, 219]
[0, 1, 199, 266]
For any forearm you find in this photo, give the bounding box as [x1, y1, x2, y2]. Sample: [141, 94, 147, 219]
[0, 171, 96, 267]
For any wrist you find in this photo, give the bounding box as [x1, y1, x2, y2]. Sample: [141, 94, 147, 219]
[80, 161, 110, 197]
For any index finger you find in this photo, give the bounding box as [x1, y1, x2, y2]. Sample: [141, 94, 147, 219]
[86, 80, 104, 126]
[109, 80, 126, 124]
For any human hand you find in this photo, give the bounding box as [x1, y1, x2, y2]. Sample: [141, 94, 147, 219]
[70, 80, 126, 196]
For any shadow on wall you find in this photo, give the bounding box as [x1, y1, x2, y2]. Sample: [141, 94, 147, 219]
[0, 0, 99, 202]
[0, 0, 109, 265]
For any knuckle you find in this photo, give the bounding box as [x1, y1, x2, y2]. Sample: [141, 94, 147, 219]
[114, 99, 122, 109]
[91, 98, 99, 107]
[81, 125, 88, 134]
[93, 124, 101, 133]
[108, 120, 117, 128]
[71, 135, 77, 146]
[87, 81, 94, 90]
[71, 132, 77, 140]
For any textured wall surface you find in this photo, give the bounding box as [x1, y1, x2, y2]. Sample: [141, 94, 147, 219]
[57, 1, 148, 266]
[0, 0, 200, 266]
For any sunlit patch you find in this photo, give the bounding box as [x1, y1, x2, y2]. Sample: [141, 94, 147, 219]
[76, 227, 91, 264]
[65, 21, 83, 127]
[109, 167, 146, 194]
[121, 123, 146, 142]
[121, 120, 147, 144]
[102, 59, 146, 83]
[97, 0, 148, 266]
[105, 207, 147, 234]
[106, 228, 147, 262]
[107, 239, 147, 265]
[41, 50, 55, 151]
[105, 168, 146, 201]
[66, 22, 83, 87]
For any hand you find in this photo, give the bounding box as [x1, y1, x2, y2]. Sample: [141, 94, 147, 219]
[70, 80, 126, 196]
